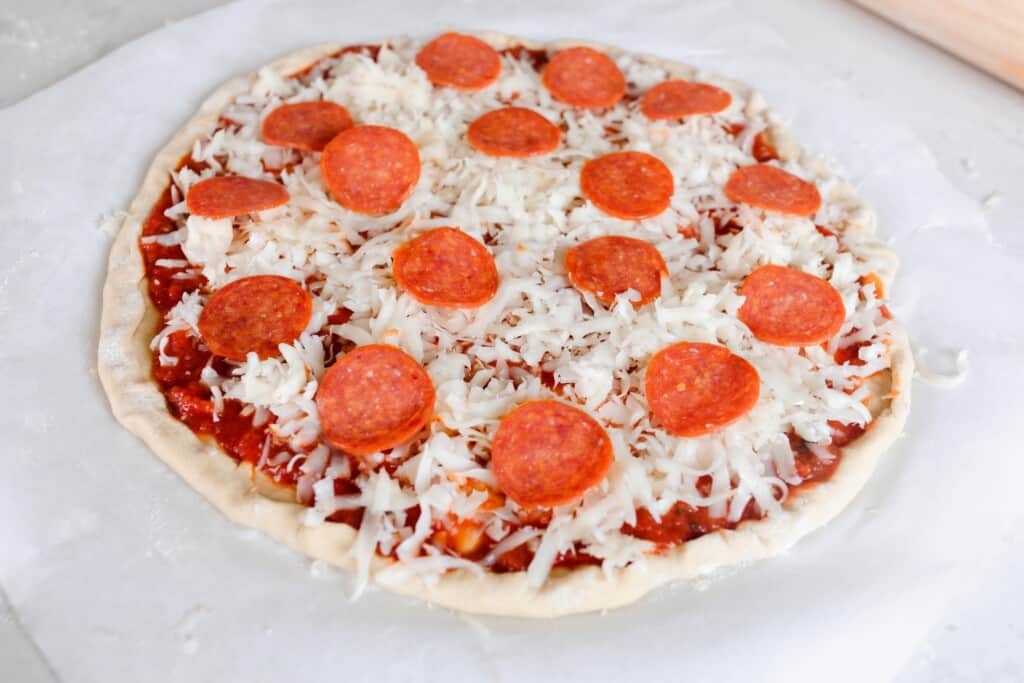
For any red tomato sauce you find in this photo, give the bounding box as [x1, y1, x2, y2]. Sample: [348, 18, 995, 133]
[288, 44, 382, 80]
[751, 132, 779, 162]
[622, 421, 867, 553]
[621, 473, 755, 550]
[722, 123, 779, 162]
[153, 330, 280, 479]
[139, 44, 873, 574]
[139, 160, 206, 314]
[141, 155, 290, 484]
[500, 46, 550, 71]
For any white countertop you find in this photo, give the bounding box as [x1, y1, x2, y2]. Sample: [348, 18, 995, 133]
[1, 1, 1021, 681]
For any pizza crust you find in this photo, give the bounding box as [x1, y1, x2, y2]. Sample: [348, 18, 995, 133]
[98, 35, 912, 618]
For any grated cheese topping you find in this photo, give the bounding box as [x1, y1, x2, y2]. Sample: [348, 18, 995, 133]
[148, 37, 897, 589]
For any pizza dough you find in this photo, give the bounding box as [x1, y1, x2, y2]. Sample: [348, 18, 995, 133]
[98, 34, 912, 618]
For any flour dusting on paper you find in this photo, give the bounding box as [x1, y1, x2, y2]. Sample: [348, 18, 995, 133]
[981, 191, 1003, 210]
[98, 210, 126, 237]
[176, 605, 210, 655]
[913, 346, 969, 388]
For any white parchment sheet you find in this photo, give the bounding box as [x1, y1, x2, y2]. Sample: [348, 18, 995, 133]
[1, 1, 1020, 681]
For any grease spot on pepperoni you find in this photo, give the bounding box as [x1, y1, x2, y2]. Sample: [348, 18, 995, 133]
[261, 101, 354, 152]
[315, 344, 435, 456]
[186, 176, 289, 219]
[738, 265, 846, 346]
[466, 107, 561, 157]
[491, 400, 613, 509]
[565, 235, 666, 306]
[320, 125, 421, 215]
[580, 151, 675, 220]
[392, 227, 499, 308]
[645, 342, 760, 437]
[415, 32, 501, 90]
[542, 46, 625, 108]
[641, 80, 732, 120]
[724, 164, 821, 216]
[197, 275, 312, 361]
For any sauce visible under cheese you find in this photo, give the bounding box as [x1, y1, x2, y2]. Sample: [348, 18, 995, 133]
[141, 38, 897, 590]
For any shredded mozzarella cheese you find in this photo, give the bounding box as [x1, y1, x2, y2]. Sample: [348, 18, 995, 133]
[151, 37, 899, 588]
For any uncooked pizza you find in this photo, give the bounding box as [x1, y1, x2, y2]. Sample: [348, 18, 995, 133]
[99, 32, 911, 617]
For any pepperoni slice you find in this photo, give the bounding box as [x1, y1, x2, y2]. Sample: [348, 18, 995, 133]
[724, 164, 821, 216]
[565, 236, 667, 306]
[542, 47, 626, 108]
[738, 265, 846, 346]
[315, 344, 435, 456]
[580, 151, 675, 220]
[197, 275, 312, 361]
[415, 32, 501, 90]
[645, 342, 760, 437]
[490, 400, 613, 509]
[641, 80, 732, 120]
[320, 125, 421, 215]
[392, 227, 499, 308]
[466, 107, 561, 158]
[261, 101, 354, 152]
[186, 176, 289, 219]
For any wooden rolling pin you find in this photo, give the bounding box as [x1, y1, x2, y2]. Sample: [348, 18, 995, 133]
[850, 0, 1024, 90]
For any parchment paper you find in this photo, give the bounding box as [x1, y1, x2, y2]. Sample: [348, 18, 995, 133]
[1, 1, 1020, 681]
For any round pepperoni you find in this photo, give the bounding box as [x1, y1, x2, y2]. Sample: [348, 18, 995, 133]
[580, 151, 675, 220]
[645, 342, 760, 437]
[466, 107, 561, 158]
[320, 125, 421, 215]
[261, 101, 354, 152]
[186, 176, 289, 219]
[315, 344, 435, 456]
[392, 227, 499, 308]
[738, 265, 846, 346]
[415, 32, 501, 90]
[565, 236, 667, 306]
[724, 164, 821, 216]
[542, 47, 626, 108]
[197, 275, 312, 361]
[490, 400, 613, 509]
[641, 80, 732, 120]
